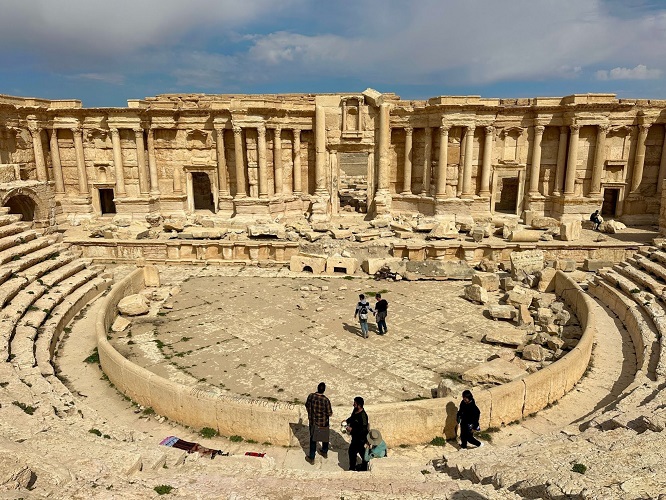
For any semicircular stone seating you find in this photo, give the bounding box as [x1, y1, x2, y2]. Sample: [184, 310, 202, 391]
[441, 244, 666, 498]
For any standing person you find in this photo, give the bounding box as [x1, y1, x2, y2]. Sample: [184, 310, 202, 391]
[354, 294, 374, 339]
[374, 293, 389, 335]
[345, 396, 369, 471]
[305, 382, 333, 464]
[457, 389, 483, 449]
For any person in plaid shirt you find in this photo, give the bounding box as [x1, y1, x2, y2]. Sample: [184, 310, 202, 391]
[305, 382, 333, 463]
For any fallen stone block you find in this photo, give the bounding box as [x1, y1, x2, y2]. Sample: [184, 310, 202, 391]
[531, 216, 560, 229]
[506, 286, 537, 307]
[517, 304, 534, 326]
[487, 304, 516, 320]
[355, 231, 380, 242]
[522, 344, 548, 361]
[462, 358, 528, 384]
[464, 284, 488, 304]
[144, 266, 160, 287]
[510, 249, 544, 278]
[600, 220, 626, 234]
[427, 220, 459, 240]
[330, 228, 353, 239]
[584, 258, 615, 272]
[112, 315, 131, 332]
[362, 258, 401, 275]
[509, 230, 542, 242]
[472, 272, 500, 292]
[117, 294, 149, 316]
[560, 220, 582, 241]
[483, 327, 527, 347]
[537, 267, 557, 293]
[556, 259, 577, 272]
[326, 256, 358, 275]
[248, 224, 285, 239]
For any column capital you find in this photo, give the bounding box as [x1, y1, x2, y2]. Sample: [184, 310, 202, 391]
[133, 127, 144, 135]
[28, 125, 42, 134]
[70, 125, 82, 134]
[439, 125, 450, 135]
[485, 125, 495, 135]
[232, 125, 242, 136]
[465, 124, 476, 132]
[405, 126, 413, 136]
[639, 123, 651, 133]
[257, 124, 266, 138]
[534, 125, 545, 135]
[109, 127, 120, 137]
[274, 125, 282, 134]
[598, 124, 610, 133]
[570, 124, 581, 132]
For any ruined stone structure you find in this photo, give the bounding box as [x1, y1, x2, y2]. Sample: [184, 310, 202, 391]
[2, 91, 666, 227]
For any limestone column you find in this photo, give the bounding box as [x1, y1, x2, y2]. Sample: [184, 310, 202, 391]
[134, 128, 149, 195]
[658, 125, 666, 194]
[377, 102, 391, 191]
[29, 126, 47, 182]
[590, 124, 609, 196]
[232, 125, 246, 197]
[147, 128, 160, 196]
[293, 128, 302, 194]
[422, 127, 432, 195]
[462, 125, 476, 198]
[528, 125, 545, 195]
[564, 124, 580, 196]
[553, 126, 568, 196]
[71, 126, 89, 195]
[630, 124, 650, 193]
[435, 126, 449, 199]
[314, 104, 327, 195]
[49, 129, 65, 194]
[402, 126, 413, 195]
[273, 126, 283, 195]
[479, 125, 494, 197]
[214, 127, 229, 197]
[257, 125, 268, 198]
[110, 128, 126, 196]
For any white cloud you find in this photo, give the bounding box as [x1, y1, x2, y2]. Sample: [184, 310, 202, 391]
[72, 73, 125, 85]
[596, 64, 662, 80]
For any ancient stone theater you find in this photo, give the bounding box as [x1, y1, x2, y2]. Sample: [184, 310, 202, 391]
[0, 90, 666, 498]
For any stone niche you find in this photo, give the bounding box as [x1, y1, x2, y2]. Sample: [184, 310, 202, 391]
[183, 164, 217, 213]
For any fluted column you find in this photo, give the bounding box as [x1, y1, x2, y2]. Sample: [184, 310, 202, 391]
[232, 125, 246, 198]
[480, 125, 494, 197]
[436, 126, 449, 199]
[110, 128, 126, 196]
[630, 124, 651, 193]
[257, 125, 268, 198]
[293, 128, 302, 194]
[71, 126, 89, 195]
[462, 125, 475, 198]
[147, 128, 160, 196]
[402, 127, 413, 195]
[553, 126, 568, 196]
[422, 127, 432, 195]
[314, 104, 327, 195]
[215, 127, 229, 197]
[49, 129, 65, 194]
[134, 129, 149, 195]
[273, 126, 283, 195]
[564, 124, 580, 196]
[528, 125, 545, 195]
[658, 125, 666, 194]
[590, 124, 608, 195]
[29, 126, 47, 182]
[377, 102, 391, 191]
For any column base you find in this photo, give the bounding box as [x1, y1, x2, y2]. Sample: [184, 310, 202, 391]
[217, 195, 234, 217]
[371, 189, 392, 218]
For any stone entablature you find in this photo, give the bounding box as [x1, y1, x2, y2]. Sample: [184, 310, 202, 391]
[2, 91, 666, 225]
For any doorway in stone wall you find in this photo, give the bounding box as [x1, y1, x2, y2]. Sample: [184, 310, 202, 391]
[4, 194, 36, 221]
[98, 189, 116, 215]
[602, 188, 619, 217]
[495, 176, 519, 213]
[192, 172, 214, 212]
[338, 152, 368, 213]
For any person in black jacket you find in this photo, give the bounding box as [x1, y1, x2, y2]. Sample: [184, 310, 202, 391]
[345, 396, 369, 470]
[457, 390, 483, 449]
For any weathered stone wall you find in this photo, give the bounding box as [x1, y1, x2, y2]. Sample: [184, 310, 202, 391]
[97, 269, 597, 445]
[1, 92, 665, 224]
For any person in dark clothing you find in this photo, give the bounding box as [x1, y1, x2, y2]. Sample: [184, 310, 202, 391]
[457, 389, 483, 449]
[374, 293, 389, 335]
[590, 210, 603, 231]
[345, 396, 369, 471]
[305, 382, 333, 464]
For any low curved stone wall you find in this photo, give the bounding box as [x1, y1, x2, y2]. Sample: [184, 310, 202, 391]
[97, 269, 598, 446]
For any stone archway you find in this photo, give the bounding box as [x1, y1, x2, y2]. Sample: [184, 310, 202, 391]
[2, 188, 44, 222]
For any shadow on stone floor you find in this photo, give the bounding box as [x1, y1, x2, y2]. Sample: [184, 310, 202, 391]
[289, 422, 350, 470]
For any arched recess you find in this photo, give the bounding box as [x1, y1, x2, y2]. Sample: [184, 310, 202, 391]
[2, 188, 44, 222]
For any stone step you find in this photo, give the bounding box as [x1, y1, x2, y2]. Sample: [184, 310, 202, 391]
[18, 251, 81, 284]
[614, 262, 665, 297]
[3, 241, 68, 276]
[631, 254, 666, 284]
[36, 276, 112, 375]
[0, 230, 37, 253]
[591, 275, 659, 378]
[0, 214, 23, 226]
[0, 222, 32, 241]
[0, 236, 53, 267]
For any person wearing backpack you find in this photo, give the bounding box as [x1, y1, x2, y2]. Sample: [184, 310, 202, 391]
[354, 294, 374, 339]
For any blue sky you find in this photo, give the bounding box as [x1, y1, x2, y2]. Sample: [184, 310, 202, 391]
[0, 0, 664, 107]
